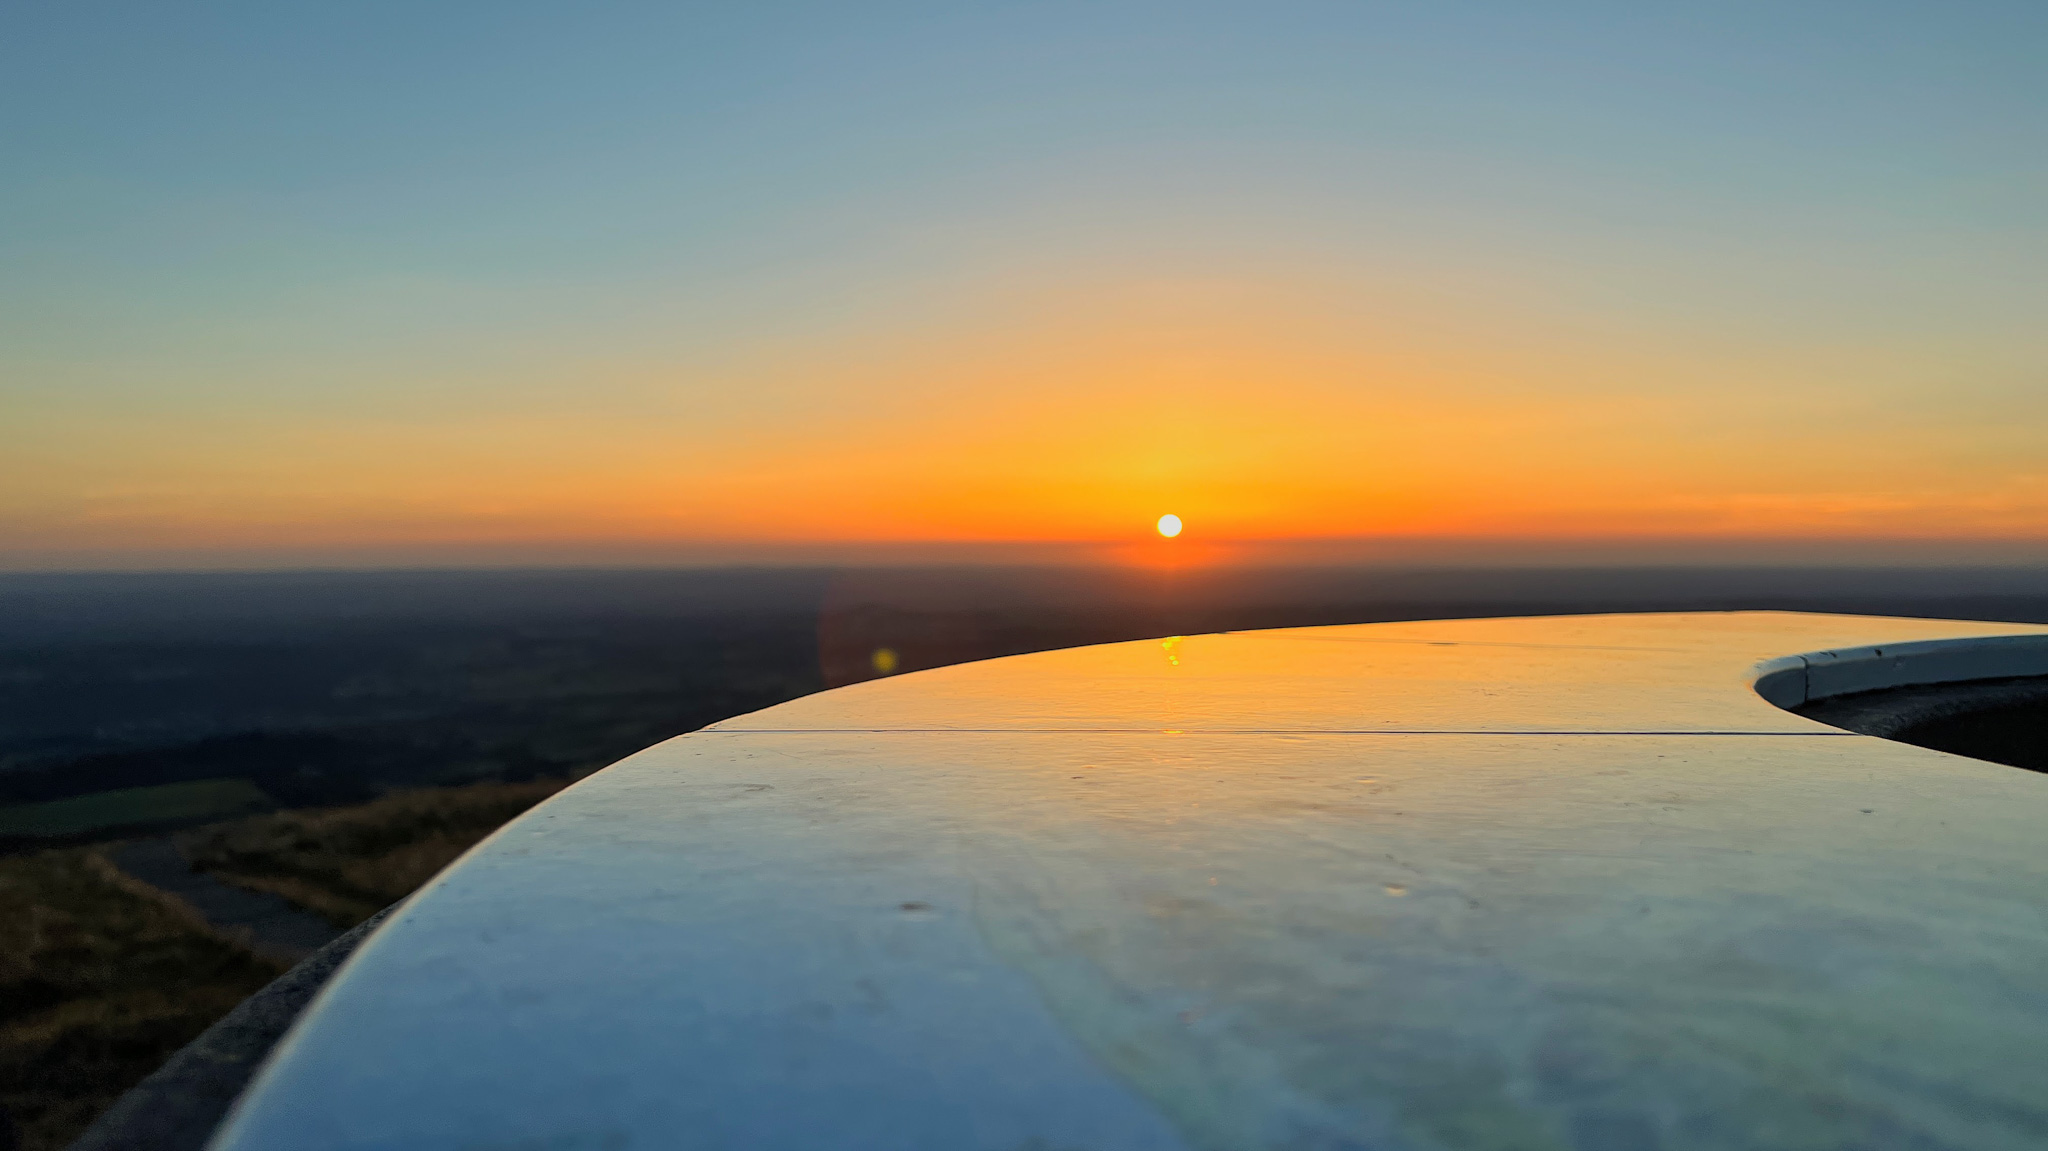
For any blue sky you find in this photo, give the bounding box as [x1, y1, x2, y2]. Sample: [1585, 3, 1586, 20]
[5, 2, 2046, 566]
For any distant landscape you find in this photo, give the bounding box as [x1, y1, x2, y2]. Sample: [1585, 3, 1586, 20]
[9, 564, 2048, 842]
[3, 564, 2048, 1148]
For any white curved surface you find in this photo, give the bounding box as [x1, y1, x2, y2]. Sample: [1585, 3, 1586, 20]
[1752, 632, 2048, 707]
[212, 612, 2048, 1151]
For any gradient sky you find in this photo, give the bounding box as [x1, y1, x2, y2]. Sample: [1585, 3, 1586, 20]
[5, 1, 2046, 568]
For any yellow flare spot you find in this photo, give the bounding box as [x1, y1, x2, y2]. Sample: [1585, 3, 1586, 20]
[871, 647, 900, 675]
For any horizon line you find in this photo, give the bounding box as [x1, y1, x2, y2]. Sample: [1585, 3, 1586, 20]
[7, 533, 2048, 576]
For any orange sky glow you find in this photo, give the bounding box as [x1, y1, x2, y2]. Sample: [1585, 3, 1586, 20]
[6, 5, 2045, 570]
[10, 272, 2045, 569]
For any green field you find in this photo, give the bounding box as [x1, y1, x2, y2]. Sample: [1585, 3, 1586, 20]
[0, 780, 272, 841]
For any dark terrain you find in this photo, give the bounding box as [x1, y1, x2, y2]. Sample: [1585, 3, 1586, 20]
[2, 563, 2047, 1149]
[7, 564, 2048, 836]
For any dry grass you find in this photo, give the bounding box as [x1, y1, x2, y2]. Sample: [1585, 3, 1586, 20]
[178, 778, 573, 929]
[0, 849, 285, 1151]
[0, 778, 573, 1146]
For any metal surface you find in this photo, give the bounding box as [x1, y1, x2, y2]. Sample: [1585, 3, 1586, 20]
[212, 613, 2048, 1150]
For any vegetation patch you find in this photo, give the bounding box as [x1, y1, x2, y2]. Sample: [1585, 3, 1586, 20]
[0, 778, 575, 1146]
[0, 849, 285, 1151]
[179, 779, 573, 929]
[0, 779, 272, 843]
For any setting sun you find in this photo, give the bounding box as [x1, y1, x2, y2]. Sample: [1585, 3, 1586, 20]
[4, 4, 2045, 574]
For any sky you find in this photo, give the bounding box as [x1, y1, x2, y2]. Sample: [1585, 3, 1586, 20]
[5, 1, 2046, 569]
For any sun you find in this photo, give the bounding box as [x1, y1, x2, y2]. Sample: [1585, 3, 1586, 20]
[1156, 513, 1183, 538]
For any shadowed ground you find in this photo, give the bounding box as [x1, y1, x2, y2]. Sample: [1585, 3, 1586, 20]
[105, 842, 338, 964]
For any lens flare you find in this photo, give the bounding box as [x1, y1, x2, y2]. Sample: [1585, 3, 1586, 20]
[1156, 514, 1183, 538]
